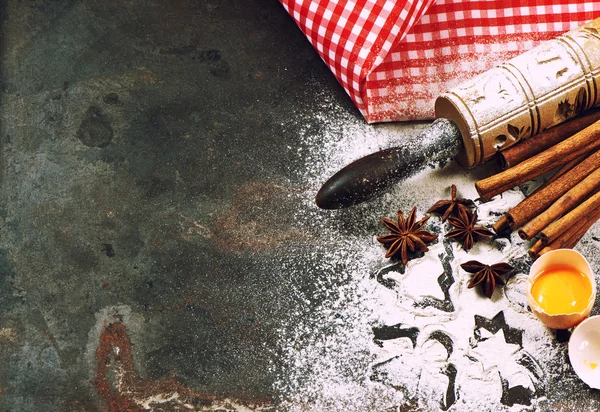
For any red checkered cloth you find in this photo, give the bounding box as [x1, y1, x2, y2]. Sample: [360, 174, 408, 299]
[280, 0, 600, 122]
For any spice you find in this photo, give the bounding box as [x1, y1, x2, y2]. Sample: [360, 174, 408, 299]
[529, 152, 587, 196]
[497, 109, 600, 169]
[538, 205, 600, 256]
[539, 191, 600, 246]
[461, 260, 513, 298]
[446, 208, 493, 251]
[518, 167, 600, 240]
[376, 207, 437, 265]
[427, 184, 473, 222]
[476, 119, 600, 201]
[502, 147, 600, 230]
[528, 239, 545, 259]
[278, 89, 600, 410]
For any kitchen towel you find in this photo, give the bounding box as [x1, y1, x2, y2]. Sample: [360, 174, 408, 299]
[280, 0, 599, 122]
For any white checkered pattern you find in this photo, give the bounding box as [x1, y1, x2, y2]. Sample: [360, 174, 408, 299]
[280, 0, 600, 122]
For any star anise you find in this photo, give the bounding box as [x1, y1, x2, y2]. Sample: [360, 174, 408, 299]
[446, 207, 493, 250]
[376, 207, 437, 265]
[461, 260, 513, 298]
[427, 184, 474, 222]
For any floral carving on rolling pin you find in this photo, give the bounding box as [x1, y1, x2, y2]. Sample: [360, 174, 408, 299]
[507, 123, 531, 142]
[463, 73, 518, 109]
[532, 47, 576, 86]
[555, 99, 573, 122]
[574, 87, 588, 115]
[555, 88, 587, 123]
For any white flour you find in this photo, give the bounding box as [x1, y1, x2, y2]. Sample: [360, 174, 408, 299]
[276, 92, 600, 411]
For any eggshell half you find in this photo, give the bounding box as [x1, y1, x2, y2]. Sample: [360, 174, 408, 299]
[527, 249, 596, 330]
[569, 315, 600, 389]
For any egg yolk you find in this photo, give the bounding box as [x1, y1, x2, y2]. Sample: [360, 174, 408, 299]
[530, 266, 592, 315]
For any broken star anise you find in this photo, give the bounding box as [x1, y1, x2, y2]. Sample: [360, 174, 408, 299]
[427, 184, 474, 222]
[376, 207, 437, 265]
[461, 260, 514, 298]
[446, 207, 493, 250]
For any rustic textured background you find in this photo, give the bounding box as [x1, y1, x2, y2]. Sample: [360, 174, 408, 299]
[0, 0, 374, 409]
[5, 1, 598, 411]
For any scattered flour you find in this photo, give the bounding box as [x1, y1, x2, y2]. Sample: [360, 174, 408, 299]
[275, 91, 600, 411]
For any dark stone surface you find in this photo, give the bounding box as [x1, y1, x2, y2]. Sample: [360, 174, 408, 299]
[2, 2, 600, 411]
[0, 0, 358, 410]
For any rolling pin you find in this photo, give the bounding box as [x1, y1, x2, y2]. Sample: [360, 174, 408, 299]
[316, 17, 600, 209]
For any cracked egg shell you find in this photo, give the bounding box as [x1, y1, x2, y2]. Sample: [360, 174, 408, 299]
[527, 249, 596, 330]
[569, 315, 600, 389]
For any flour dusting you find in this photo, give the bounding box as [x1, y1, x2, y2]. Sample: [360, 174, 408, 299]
[275, 90, 600, 411]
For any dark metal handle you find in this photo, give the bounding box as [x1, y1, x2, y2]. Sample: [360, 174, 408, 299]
[315, 119, 462, 209]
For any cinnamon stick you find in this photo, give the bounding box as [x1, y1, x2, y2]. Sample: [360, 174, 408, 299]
[538, 226, 583, 257]
[505, 147, 600, 230]
[538, 205, 600, 256]
[492, 215, 509, 234]
[475, 119, 600, 201]
[498, 109, 600, 169]
[539, 190, 600, 246]
[530, 151, 588, 195]
[528, 239, 545, 259]
[518, 167, 600, 240]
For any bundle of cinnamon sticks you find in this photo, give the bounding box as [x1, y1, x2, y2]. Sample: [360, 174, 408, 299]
[474, 110, 600, 259]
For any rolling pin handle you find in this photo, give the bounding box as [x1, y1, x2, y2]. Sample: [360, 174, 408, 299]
[315, 119, 462, 209]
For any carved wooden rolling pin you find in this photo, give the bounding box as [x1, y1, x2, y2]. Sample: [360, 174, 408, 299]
[316, 17, 600, 209]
